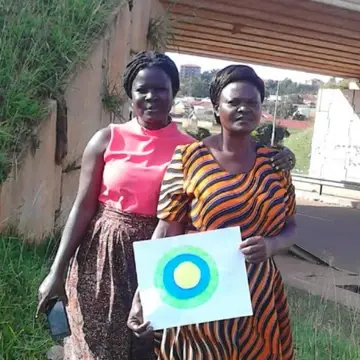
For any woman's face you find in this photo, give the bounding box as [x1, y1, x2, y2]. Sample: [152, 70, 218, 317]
[132, 67, 173, 130]
[215, 81, 261, 134]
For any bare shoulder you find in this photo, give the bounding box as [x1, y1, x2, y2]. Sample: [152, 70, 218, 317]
[202, 134, 220, 148]
[84, 126, 111, 156]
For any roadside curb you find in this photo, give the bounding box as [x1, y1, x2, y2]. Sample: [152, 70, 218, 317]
[295, 190, 360, 210]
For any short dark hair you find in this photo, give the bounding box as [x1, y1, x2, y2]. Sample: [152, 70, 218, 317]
[209, 65, 265, 107]
[123, 51, 180, 99]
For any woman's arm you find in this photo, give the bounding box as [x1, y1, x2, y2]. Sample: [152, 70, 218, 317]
[241, 169, 297, 263]
[151, 219, 185, 239]
[266, 215, 297, 256]
[240, 216, 297, 264]
[37, 128, 110, 314]
[50, 128, 111, 276]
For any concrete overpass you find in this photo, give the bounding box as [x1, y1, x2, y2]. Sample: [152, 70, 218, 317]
[162, 0, 360, 78]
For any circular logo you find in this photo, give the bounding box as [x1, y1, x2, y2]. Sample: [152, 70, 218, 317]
[154, 246, 219, 309]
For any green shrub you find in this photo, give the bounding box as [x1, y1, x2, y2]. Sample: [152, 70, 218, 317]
[252, 123, 290, 146]
[186, 127, 212, 141]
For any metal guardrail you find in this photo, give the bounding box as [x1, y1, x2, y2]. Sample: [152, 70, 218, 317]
[291, 173, 360, 195]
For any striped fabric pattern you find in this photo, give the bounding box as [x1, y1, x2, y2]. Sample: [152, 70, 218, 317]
[155, 141, 296, 360]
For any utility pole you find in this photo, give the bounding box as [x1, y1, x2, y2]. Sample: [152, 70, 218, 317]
[271, 80, 280, 146]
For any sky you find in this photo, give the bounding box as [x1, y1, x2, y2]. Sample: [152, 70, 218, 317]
[166, 52, 333, 83]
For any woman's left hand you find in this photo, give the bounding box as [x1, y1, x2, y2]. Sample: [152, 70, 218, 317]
[271, 147, 296, 171]
[127, 289, 154, 340]
[239, 236, 272, 264]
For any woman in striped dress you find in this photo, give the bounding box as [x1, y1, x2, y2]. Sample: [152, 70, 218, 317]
[128, 65, 298, 359]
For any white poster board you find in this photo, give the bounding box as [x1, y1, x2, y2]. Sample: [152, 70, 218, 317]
[133, 227, 253, 330]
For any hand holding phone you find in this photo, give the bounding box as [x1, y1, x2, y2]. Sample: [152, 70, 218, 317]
[45, 298, 71, 341]
[37, 272, 67, 316]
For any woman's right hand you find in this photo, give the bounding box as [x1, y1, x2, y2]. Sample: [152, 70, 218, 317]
[127, 289, 154, 339]
[36, 271, 67, 317]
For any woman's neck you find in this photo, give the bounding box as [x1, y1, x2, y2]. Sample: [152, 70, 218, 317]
[220, 129, 252, 155]
[136, 115, 171, 131]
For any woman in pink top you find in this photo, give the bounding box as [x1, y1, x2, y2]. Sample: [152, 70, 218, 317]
[37, 51, 295, 360]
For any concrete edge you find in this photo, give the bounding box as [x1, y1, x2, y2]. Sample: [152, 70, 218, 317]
[296, 189, 360, 210]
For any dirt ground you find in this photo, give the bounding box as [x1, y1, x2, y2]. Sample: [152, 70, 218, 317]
[276, 252, 360, 311]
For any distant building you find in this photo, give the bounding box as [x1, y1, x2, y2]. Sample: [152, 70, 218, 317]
[309, 87, 360, 182]
[180, 64, 201, 80]
[292, 107, 316, 120]
[261, 112, 311, 130]
[301, 94, 317, 107]
[171, 97, 193, 117]
[267, 95, 283, 102]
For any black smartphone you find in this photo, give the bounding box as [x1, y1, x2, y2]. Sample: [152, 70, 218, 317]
[45, 298, 71, 341]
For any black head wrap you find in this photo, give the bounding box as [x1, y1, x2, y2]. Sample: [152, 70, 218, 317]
[209, 65, 265, 107]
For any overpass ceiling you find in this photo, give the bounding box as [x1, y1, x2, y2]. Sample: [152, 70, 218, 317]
[162, 0, 360, 78]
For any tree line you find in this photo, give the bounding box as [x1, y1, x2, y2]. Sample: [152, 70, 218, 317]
[187, 123, 290, 147]
[178, 70, 352, 99]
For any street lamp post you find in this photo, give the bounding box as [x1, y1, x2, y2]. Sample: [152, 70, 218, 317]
[271, 80, 280, 146]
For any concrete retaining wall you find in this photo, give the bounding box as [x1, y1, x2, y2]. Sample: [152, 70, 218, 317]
[0, 0, 164, 241]
[309, 88, 360, 183]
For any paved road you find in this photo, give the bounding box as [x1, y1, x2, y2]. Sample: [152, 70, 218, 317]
[294, 198, 360, 273]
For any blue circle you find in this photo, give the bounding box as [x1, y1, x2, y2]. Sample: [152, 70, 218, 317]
[162, 253, 211, 300]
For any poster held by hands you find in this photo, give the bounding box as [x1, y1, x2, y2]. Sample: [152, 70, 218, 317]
[133, 227, 253, 330]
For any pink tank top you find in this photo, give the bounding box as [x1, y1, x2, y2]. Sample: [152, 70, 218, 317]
[98, 119, 194, 216]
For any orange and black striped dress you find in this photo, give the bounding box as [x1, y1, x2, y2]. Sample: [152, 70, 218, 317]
[155, 141, 296, 360]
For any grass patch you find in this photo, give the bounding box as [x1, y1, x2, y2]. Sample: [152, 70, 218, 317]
[284, 127, 314, 175]
[0, 232, 59, 359]
[0, 0, 125, 183]
[287, 286, 360, 359]
[2, 235, 359, 359]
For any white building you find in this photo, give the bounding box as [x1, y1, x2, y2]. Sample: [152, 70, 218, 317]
[309, 88, 360, 182]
